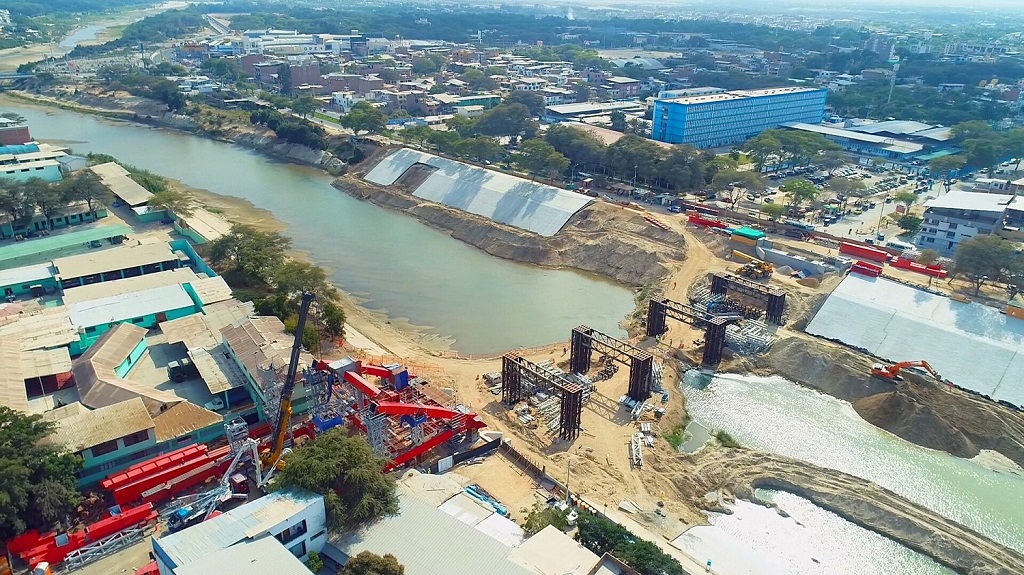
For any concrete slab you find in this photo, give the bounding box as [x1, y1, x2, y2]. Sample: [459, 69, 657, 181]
[806, 275, 1024, 406]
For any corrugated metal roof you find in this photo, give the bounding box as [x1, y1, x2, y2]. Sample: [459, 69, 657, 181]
[179, 209, 232, 243]
[72, 323, 183, 416]
[364, 148, 593, 237]
[90, 162, 154, 207]
[221, 317, 310, 394]
[187, 276, 233, 306]
[172, 536, 311, 575]
[22, 347, 72, 378]
[161, 299, 255, 351]
[0, 224, 133, 267]
[0, 263, 55, 288]
[46, 397, 153, 453]
[156, 491, 323, 568]
[61, 268, 199, 305]
[327, 494, 535, 575]
[0, 337, 29, 411]
[507, 525, 598, 575]
[68, 283, 195, 329]
[190, 345, 248, 394]
[152, 401, 222, 443]
[0, 307, 78, 350]
[41, 400, 89, 421]
[54, 243, 180, 280]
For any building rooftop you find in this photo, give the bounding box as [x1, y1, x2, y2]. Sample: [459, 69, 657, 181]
[53, 242, 181, 280]
[46, 396, 153, 453]
[546, 101, 645, 116]
[783, 123, 924, 154]
[172, 536, 311, 575]
[72, 323, 183, 415]
[923, 190, 1018, 213]
[0, 263, 55, 288]
[0, 338, 29, 411]
[507, 525, 600, 575]
[156, 491, 323, 569]
[162, 299, 255, 351]
[660, 86, 823, 105]
[0, 306, 78, 350]
[186, 276, 233, 306]
[68, 283, 195, 329]
[0, 224, 133, 268]
[61, 268, 199, 305]
[152, 400, 222, 443]
[221, 316, 309, 393]
[327, 493, 535, 575]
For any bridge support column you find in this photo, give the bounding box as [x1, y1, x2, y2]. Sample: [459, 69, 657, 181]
[646, 298, 668, 338]
[702, 317, 728, 367]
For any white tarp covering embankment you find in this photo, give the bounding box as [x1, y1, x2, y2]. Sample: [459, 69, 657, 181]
[806, 274, 1024, 406]
[363, 148, 593, 237]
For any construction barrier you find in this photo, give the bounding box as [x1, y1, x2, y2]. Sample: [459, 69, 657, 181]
[839, 242, 889, 264]
[890, 257, 948, 278]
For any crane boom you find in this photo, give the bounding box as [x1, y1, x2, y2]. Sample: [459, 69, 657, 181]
[260, 291, 316, 471]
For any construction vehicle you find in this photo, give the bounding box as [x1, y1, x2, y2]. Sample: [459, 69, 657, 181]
[870, 360, 942, 382]
[260, 291, 315, 474]
[732, 250, 774, 279]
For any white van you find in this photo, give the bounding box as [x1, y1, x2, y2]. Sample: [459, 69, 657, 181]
[885, 239, 916, 252]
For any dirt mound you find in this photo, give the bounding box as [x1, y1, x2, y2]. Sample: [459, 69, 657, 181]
[854, 391, 978, 457]
[333, 175, 685, 286]
[763, 337, 894, 401]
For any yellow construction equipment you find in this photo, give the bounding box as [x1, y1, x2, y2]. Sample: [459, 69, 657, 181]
[732, 250, 774, 279]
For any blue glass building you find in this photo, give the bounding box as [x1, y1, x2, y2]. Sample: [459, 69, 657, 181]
[651, 87, 828, 148]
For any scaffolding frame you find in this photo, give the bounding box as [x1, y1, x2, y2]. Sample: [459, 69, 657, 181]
[570, 325, 653, 401]
[501, 353, 584, 441]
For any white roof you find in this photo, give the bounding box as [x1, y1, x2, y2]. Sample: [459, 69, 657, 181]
[69, 283, 195, 328]
[173, 537, 311, 575]
[364, 148, 593, 236]
[61, 268, 199, 305]
[923, 190, 1018, 213]
[0, 263, 54, 287]
[0, 307, 78, 350]
[507, 525, 599, 575]
[807, 275, 1024, 406]
[156, 491, 324, 568]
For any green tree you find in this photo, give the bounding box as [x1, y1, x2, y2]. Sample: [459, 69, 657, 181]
[340, 551, 405, 575]
[0, 407, 82, 540]
[273, 430, 399, 529]
[952, 235, 1017, 295]
[896, 214, 923, 235]
[521, 501, 570, 536]
[504, 91, 546, 116]
[710, 168, 765, 193]
[411, 54, 445, 75]
[461, 69, 497, 91]
[544, 125, 607, 171]
[610, 110, 627, 132]
[291, 95, 319, 119]
[574, 83, 591, 103]
[820, 150, 848, 176]
[760, 202, 786, 221]
[61, 171, 111, 217]
[277, 64, 293, 94]
[0, 182, 30, 235]
[320, 300, 346, 340]
[658, 145, 705, 192]
[274, 260, 337, 299]
[780, 178, 819, 208]
[950, 120, 994, 143]
[575, 513, 684, 575]
[916, 249, 940, 266]
[827, 176, 866, 199]
[475, 103, 537, 143]
[929, 155, 966, 192]
[27, 179, 66, 231]
[893, 190, 917, 207]
[341, 102, 387, 135]
[743, 131, 782, 172]
[208, 224, 292, 287]
[512, 139, 570, 179]
[305, 550, 324, 573]
[148, 188, 195, 218]
[962, 138, 1002, 175]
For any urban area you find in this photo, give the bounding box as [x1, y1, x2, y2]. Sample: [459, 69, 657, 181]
[1, 0, 1024, 574]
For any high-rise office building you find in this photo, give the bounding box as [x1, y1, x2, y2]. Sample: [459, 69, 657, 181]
[651, 87, 828, 148]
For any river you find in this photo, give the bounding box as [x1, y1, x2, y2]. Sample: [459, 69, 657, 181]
[2, 101, 634, 354]
[677, 371, 1024, 573]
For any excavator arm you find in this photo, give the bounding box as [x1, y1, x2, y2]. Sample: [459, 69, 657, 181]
[260, 292, 316, 472]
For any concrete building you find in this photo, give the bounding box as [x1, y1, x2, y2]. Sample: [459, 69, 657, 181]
[0, 263, 58, 298]
[915, 191, 1020, 255]
[544, 101, 646, 123]
[171, 537, 313, 575]
[651, 87, 827, 148]
[153, 490, 327, 574]
[53, 242, 185, 289]
[0, 338, 73, 412]
[68, 283, 198, 353]
[0, 117, 31, 146]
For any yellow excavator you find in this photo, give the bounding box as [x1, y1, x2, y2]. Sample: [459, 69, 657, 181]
[732, 250, 774, 279]
[259, 291, 316, 474]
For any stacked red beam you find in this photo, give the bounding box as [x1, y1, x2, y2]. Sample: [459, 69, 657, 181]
[891, 257, 948, 278]
[840, 242, 889, 263]
[17, 505, 156, 568]
[850, 261, 883, 278]
[688, 214, 728, 229]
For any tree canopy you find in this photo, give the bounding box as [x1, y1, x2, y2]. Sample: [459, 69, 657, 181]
[512, 139, 569, 179]
[952, 235, 1018, 295]
[273, 430, 399, 529]
[0, 407, 82, 540]
[341, 102, 388, 135]
[504, 91, 547, 116]
[207, 224, 292, 288]
[781, 179, 819, 207]
[340, 551, 405, 575]
[575, 513, 684, 575]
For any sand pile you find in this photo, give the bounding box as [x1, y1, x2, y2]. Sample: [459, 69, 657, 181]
[854, 391, 978, 457]
[796, 277, 820, 288]
[764, 337, 893, 401]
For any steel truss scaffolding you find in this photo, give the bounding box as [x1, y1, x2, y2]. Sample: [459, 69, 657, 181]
[501, 353, 584, 441]
[570, 325, 653, 401]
